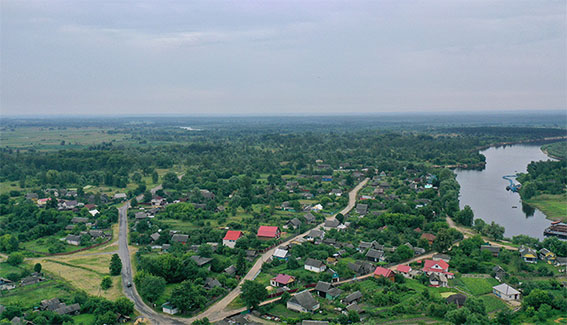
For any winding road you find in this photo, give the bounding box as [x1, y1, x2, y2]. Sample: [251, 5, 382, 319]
[117, 178, 369, 324]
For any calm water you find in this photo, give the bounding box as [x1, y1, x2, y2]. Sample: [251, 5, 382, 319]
[455, 144, 555, 240]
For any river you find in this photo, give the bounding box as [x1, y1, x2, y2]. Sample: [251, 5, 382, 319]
[455, 144, 555, 240]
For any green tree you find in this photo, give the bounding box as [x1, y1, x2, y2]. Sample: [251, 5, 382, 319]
[432, 229, 453, 253]
[96, 311, 116, 325]
[236, 250, 247, 276]
[170, 281, 207, 313]
[456, 205, 474, 226]
[110, 253, 122, 276]
[152, 171, 159, 184]
[524, 289, 553, 310]
[192, 318, 211, 325]
[101, 276, 112, 290]
[34, 263, 42, 273]
[241, 280, 267, 309]
[7, 253, 24, 266]
[135, 272, 166, 303]
[113, 297, 134, 315]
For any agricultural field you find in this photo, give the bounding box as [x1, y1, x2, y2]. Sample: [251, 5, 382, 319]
[455, 277, 499, 296]
[0, 126, 130, 151]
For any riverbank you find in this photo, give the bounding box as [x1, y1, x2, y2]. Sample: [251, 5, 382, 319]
[524, 194, 567, 223]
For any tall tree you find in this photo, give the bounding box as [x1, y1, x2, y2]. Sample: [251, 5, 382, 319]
[241, 280, 267, 309]
[110, 253, 123, 276]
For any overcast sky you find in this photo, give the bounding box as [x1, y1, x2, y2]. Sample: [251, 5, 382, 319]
[1, 1, 565, 116]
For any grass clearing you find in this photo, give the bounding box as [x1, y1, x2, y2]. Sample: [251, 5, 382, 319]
[480, 294, 509, 313]
[457, 277, 499, 296]
[0, 281, 73, 309]
[526, 194, 567, 222]
[32, 252, 123, 300]
[73, 313, 97, 325]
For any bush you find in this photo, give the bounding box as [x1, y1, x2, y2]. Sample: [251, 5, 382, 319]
[7, 253, 24, 266]
[101, 276, 112, 290]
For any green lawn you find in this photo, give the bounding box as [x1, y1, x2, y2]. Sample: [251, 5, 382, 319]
[480, 294, 509, 313]
[72, 313, 97, 325]
[525, 194, 567, 222]
[0, 262, 25, 277]
[21, 236, 78, 254]
[0, 281, 73, 309]
[457, 277, 499, 296]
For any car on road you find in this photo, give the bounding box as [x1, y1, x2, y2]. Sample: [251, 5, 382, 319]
[127, 281, 132, 287]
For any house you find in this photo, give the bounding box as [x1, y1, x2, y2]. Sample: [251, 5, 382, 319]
[150, 232, 160, 242]
[358, 241, 373, 251]
[270, 274, 295, 287]
[493, 265, 507, 282]
[322, 175, 333, 182]
[171, 234, 189, 244]
[422, 260, 454, 278]
[246, 250, 257, 261]
[88, 209, 99, 217]
[348, 261, 375, 275]
[286, 218, 302, 230]
[273, 248, 289, 260]
[204, 277, 222, 290]
[191, 256, 213, 269]
[41, 298, 62, 311]
[480, 245, 500, 257]
[200, 189, 215, 200]
[162, 302, 179, 315]
[355, 204, 368, 215]
[304, 213, 316, 224]
[55, 303, 81, 315]
[113, 193, 127, 200]
[257, 226, 280, 239]
[396, 265, 412, 278]
[71, 217, 89, 224]
[446, 293, 467, 307]
[304, 258, 326, 273]
[421, 233, 437, 245]
[222, 230, 243, 248]
[366, 249, 385, 262]
[326, 268, 340, 283]
[538, 248, 556, 264]
[287, 290, 320, 313]
[555, 256, 567, 268]
[432, 253, 451, 262]
[305, 229, 325, 242]
[429, 273, 448, 287]
[329, 189, 342, 196]
[311, 204, 323, 212]
[493, 283, 521, 301]
[224, 265, 236, 276]
[65, 235, 81, 246]
[20, 274, 45, 286]
[314, 281, 342, 300]
[323, 219, 340, 230]
[135, 212, 148, 220]
[342, 291, 363, 305]
[373, 267, 395, 281]
[281, 201, 294, 211]
[519, 246, 538, 263]
[0, 278, 15, 291]
[88, 230, 104, 238]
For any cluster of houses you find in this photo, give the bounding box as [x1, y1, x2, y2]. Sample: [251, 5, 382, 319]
[0, 273, 46, 292]
[519, 245, 567, 268]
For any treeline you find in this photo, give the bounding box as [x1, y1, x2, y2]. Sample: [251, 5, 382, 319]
[518, 160, 567, 199]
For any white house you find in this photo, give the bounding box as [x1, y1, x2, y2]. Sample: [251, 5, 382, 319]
[304, 258, 326, 273]
[492, 283, 521, 301]
[311, 204, 323, 212]
[162, 302, 179, 315]
[273, 248, 289, 260]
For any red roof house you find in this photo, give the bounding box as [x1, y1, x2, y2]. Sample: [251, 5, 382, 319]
[422, 259, 454, 277]
[270, 273, 295, 287]
[374, 267, 395, 281]
[257, 226, 280, 239]
[397, 265, 412, 273]
[421, 233, 437, 245]
[222, 230, 243, 248]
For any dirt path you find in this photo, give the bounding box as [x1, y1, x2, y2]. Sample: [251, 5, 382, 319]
[446, 216, 518, 251]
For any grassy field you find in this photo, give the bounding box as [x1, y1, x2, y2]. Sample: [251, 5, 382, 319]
[0, 262, 26, 277]
[542, 141, 567, 160]
[0, 281, 73, 309]
[456, 277, 499, 296]
[72, 313, 97, 325]
[526, 194, 567, 222]
[480, 293, 509, 313]
[0, 126, 130, 151]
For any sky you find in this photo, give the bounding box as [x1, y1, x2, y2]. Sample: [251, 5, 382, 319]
[1, 0, 566, 116]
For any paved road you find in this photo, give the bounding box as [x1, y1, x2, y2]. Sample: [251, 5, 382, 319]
[188, 178, 370, 323]
[117, 178, 369, 324]
[117, 203, 185, 325]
